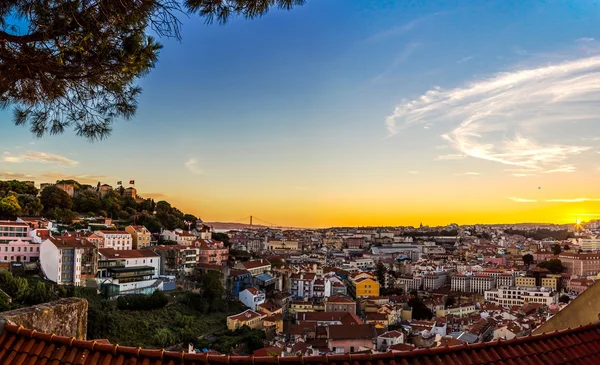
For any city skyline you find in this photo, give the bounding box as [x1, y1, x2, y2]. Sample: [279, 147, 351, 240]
[1, 0, 600, 228]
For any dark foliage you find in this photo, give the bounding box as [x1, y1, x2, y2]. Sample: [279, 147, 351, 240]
[408, 295, 433, 320]
[505, 229, 575, 241]
[537, 259, 564, 274]
[402, 230, 458, 237]
[116, 290, 169, 310]
[1, 0, 304, 140]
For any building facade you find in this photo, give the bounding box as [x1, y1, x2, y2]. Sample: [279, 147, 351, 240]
[125, 225, 152, 249]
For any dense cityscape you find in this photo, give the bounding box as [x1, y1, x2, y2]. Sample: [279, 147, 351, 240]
[2, 1, 600, 364]
[0, 178, 599, 357]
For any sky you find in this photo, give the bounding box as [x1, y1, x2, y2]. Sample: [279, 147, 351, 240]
[1, 0, 600, 228]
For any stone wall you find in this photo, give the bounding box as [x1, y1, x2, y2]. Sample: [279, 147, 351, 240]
[533, 280, 600, 334]
[0, 297, 88, 340]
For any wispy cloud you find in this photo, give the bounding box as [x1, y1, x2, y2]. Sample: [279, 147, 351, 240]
[372, 42, 419, 83]
[40, 173, 107, 184]
[576, 37, 595, 43]
[3, 152, 78, 166]
[454, 172, 480, 176]
[546, 198, 600, 203]
[456, 56, 474, 64]
[509, 197, 538, 203]
[142, 192, 168, 199]
[386, 56, 600, 173]
[364, 13, 442, 42]
[185, 158, 202, 175]
[408, 171, 419, 174]
[0, 172, 35, 180]
[435, 153, 465, 161]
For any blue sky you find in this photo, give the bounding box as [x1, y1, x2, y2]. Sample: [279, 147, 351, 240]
[2, 0, 600, 227]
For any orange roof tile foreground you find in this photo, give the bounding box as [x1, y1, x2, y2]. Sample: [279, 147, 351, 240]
[2, 322, 600, 365]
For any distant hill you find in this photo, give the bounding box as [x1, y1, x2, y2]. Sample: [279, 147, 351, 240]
[204, 222, 269, 231]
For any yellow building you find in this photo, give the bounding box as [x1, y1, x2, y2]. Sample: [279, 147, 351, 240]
[541, 277, 559, 290]
[353, 277, 380, 298]
[267, 239, 299, 251]
[262, 313, 284, 333]
[515, 277, 536, 287]
[226, 310, 263, 331]
[125, 225, 152, 249]
[289, 300, 314, 315]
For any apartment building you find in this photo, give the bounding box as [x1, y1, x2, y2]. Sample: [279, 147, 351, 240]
[194, 239, 229, 265]
[515, 277, 536, 287]
[325, 296, 357, 313]
[125, 225, 152, 249]
[0, 221, 39, 262]
[40, 237, 97, 286]
[451, 274, 470, 292]
[97, 248, 161, 295]
[290, 273, 316, 298]
[160, 229, 196, 246]
[484, 286, 557, 307]
[558, 253, 600, 276]
[95, 231, 133, 250]
[423, 273, 446, 290]
[471, 274, 496, 294]
[153, 245, 197, 275]
[497, 273, 515, 287]
[396, 276, 423, 291]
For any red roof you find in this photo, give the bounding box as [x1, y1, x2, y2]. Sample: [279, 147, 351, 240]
[99, 248, 159, 259]
[3, 322, 600, 364]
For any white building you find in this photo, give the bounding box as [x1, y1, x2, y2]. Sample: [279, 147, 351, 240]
[348, 258, 374, 270]
[423, 273, 446, 290]
[578, 237, 600, 251]
[451, 275, 470, 292]
[161, 229, 197, 246]
[396, 276, 423, 291]
[96, 231, 133, 250]
[290, 273, 316, 298]
[97, 248, 161, 295]
[239, 287, 266, 310]
[40, 237, 97, 286]
[484, 286, 558, 307]
[377, 331, 405, 351]
[497, 273, 515, 288]
[470, 274, 496, 294]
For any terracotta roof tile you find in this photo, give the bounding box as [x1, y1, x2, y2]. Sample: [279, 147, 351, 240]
[3, 322, 600, 364]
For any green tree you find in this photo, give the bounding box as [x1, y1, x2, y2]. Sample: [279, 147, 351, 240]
[522, 254, 534, 267]
[73, 190, 102, 213]
[202, 271, 225, 301]
[0, 195, 22, 218]
[538, 259, 564, 274]
[375, 262, 388, 287]
[551, 244, 562, 255]
[17, 194, 44, 216]
[40, 186, 72, 211]
[153, 328, 176, 348]
[2, 0, 304, 140]
[559, 294, 571, 304]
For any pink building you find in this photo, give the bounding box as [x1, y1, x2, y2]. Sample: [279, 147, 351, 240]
[326, 324, 375, 353]
[567, 278, 595, 294]
[0, 221, 40, 262]
[484, 257, 507, 266]
[194, 239, 229, 265]
[558, 253, 600, 276]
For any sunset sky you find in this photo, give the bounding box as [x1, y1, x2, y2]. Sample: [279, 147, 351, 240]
[1, 0, 600, 228]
